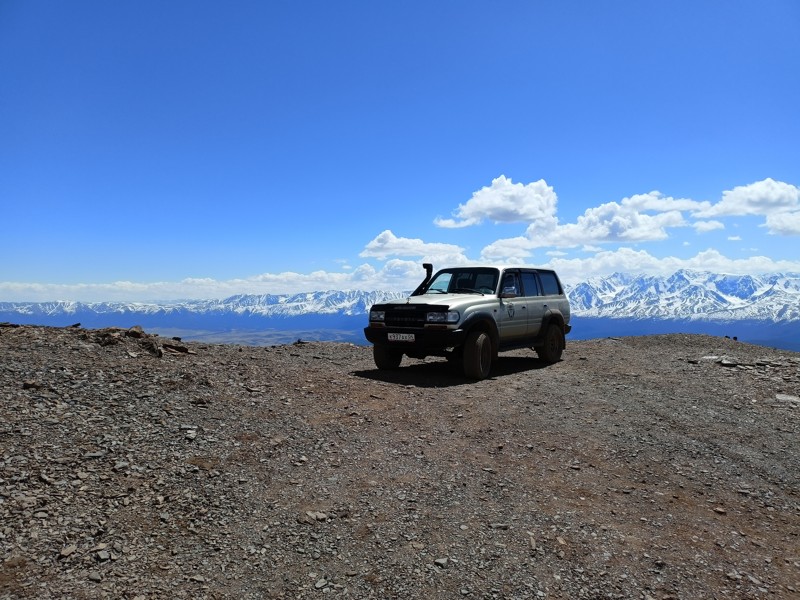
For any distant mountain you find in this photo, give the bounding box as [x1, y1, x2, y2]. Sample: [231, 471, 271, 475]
[0, 289, 406, 320]
[0, 291, 409, 345]
[2, 271, 799, 350]
[567, 270, 800, 321]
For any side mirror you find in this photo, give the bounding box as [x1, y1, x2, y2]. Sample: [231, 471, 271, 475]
[501, 287, 518, 298]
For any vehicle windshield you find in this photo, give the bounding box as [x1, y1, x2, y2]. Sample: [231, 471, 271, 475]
[424, 268, 499, 295]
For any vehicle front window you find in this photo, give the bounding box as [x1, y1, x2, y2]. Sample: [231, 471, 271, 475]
[425, 268, 499, 295]
[427, 272, 452, 293]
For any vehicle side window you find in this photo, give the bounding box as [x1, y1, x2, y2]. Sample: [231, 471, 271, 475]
[538, 271, 562, 295]
[501, 272, 521, 296]
[521, 272, 539, 296]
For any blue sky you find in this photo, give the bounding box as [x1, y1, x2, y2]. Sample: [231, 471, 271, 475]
[2, 0, 799, 302]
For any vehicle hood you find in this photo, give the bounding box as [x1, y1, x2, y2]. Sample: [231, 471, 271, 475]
[395, 294, 494, 309]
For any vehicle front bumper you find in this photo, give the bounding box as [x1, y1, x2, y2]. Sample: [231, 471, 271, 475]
[363, 325, 468, 350]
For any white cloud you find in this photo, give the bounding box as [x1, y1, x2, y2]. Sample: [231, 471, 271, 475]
[765, 210, 800, 235]
[621, 191, 710, 213]
[727, 235, 742, 241]
[481, 197, 690, 262]
[0, 279, 235, 303]
[549, 247, 800, 285]
[481, 186, 708, 262]
[7, 177, 800, 304]
[5, 246, 800, 304]
[695, 178, 800, 218]
[359, 230, 467, 263]
[557, 203, 686, 244]
[248, 269, 366, 290]
[434, 175, 558, 228]
[440, 177, 800, 267]
[0, 261, 436, 303]
[693, 220, 725, 233]
[480, 236, 533, 262]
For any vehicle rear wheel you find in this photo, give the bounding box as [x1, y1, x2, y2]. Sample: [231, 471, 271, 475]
[537, 324, 564, 363]
[373, 344, 402, 370]
[463, 331, 492, 380]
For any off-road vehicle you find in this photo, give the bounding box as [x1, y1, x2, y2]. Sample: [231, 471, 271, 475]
[364, 264, 572, 379]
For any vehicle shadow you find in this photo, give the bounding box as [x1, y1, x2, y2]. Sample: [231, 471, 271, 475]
[351, 354, 553, 388]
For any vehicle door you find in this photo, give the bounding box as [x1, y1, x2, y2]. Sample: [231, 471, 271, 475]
[533, 270, 568, 333]
[520, 270, 545, 337]
[498, 270, 527, 340]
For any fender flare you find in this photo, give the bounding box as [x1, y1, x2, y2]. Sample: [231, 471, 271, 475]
[541, 310, 568, 349]
[459, 312, 500, 357]
[543, 309, 566, 331]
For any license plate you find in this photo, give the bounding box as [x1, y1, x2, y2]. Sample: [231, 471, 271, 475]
[388, 333, 415, 342]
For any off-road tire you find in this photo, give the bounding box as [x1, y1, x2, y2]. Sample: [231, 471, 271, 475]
[537, 323, 564, 363]
[373, 345, 402, 370]
[463, 331, 492, 380]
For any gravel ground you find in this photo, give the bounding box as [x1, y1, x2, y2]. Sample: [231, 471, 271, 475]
[1, 324, 798, 599]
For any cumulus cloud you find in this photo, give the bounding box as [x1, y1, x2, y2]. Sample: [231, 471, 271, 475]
[0, 261, 435, 303]
[431, 177, 798, 266]
[765, 211, 800, 235]
[0, 280, 234, 303]
[359, 230, 466, 263]
[695, 178, 800, 218]
[555, 191, 706, 246]
[549, 247, 800, 285]
[693, 220, 725, 233]
[474, 177, 799, 266]
[5, 247, 800, 303]
[621, 191, 710, 213]
[480, 236, 534, 262]
[556, 203, 686, 244]
[480, 193, 692, 262]
[434, 175, 558, 228]
[7, 177, 799, 304]
[248, 270, 364, 290]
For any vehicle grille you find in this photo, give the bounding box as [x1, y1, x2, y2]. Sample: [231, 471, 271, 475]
[382, 305, 443, 328]
[385, 310, 426, 328]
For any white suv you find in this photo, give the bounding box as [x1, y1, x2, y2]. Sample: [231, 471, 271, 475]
[364, 264, 572, 380]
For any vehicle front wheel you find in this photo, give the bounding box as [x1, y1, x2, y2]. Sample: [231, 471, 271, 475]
[373, 344, 403, 370]
[536, 324, 564, 363]
[463, 331, 492, 380]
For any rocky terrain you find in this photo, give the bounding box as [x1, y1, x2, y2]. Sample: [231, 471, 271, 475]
[1, 324, 798, 599]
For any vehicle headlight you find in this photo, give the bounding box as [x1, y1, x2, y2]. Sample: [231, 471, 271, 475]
[369, 310, 385, 322]
[427, 310, 459, 324]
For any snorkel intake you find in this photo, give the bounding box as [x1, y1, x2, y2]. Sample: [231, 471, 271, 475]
[410, 263, 433, 296]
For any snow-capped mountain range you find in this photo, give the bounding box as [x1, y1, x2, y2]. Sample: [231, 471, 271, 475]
[568, 270, 800, 321]
[0, 290, 408, 321]
[2, 270, 798, 323]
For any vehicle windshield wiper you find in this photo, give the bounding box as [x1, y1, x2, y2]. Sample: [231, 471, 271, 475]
[425, 289, 448, 294]
[452, 288, 484, 295]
